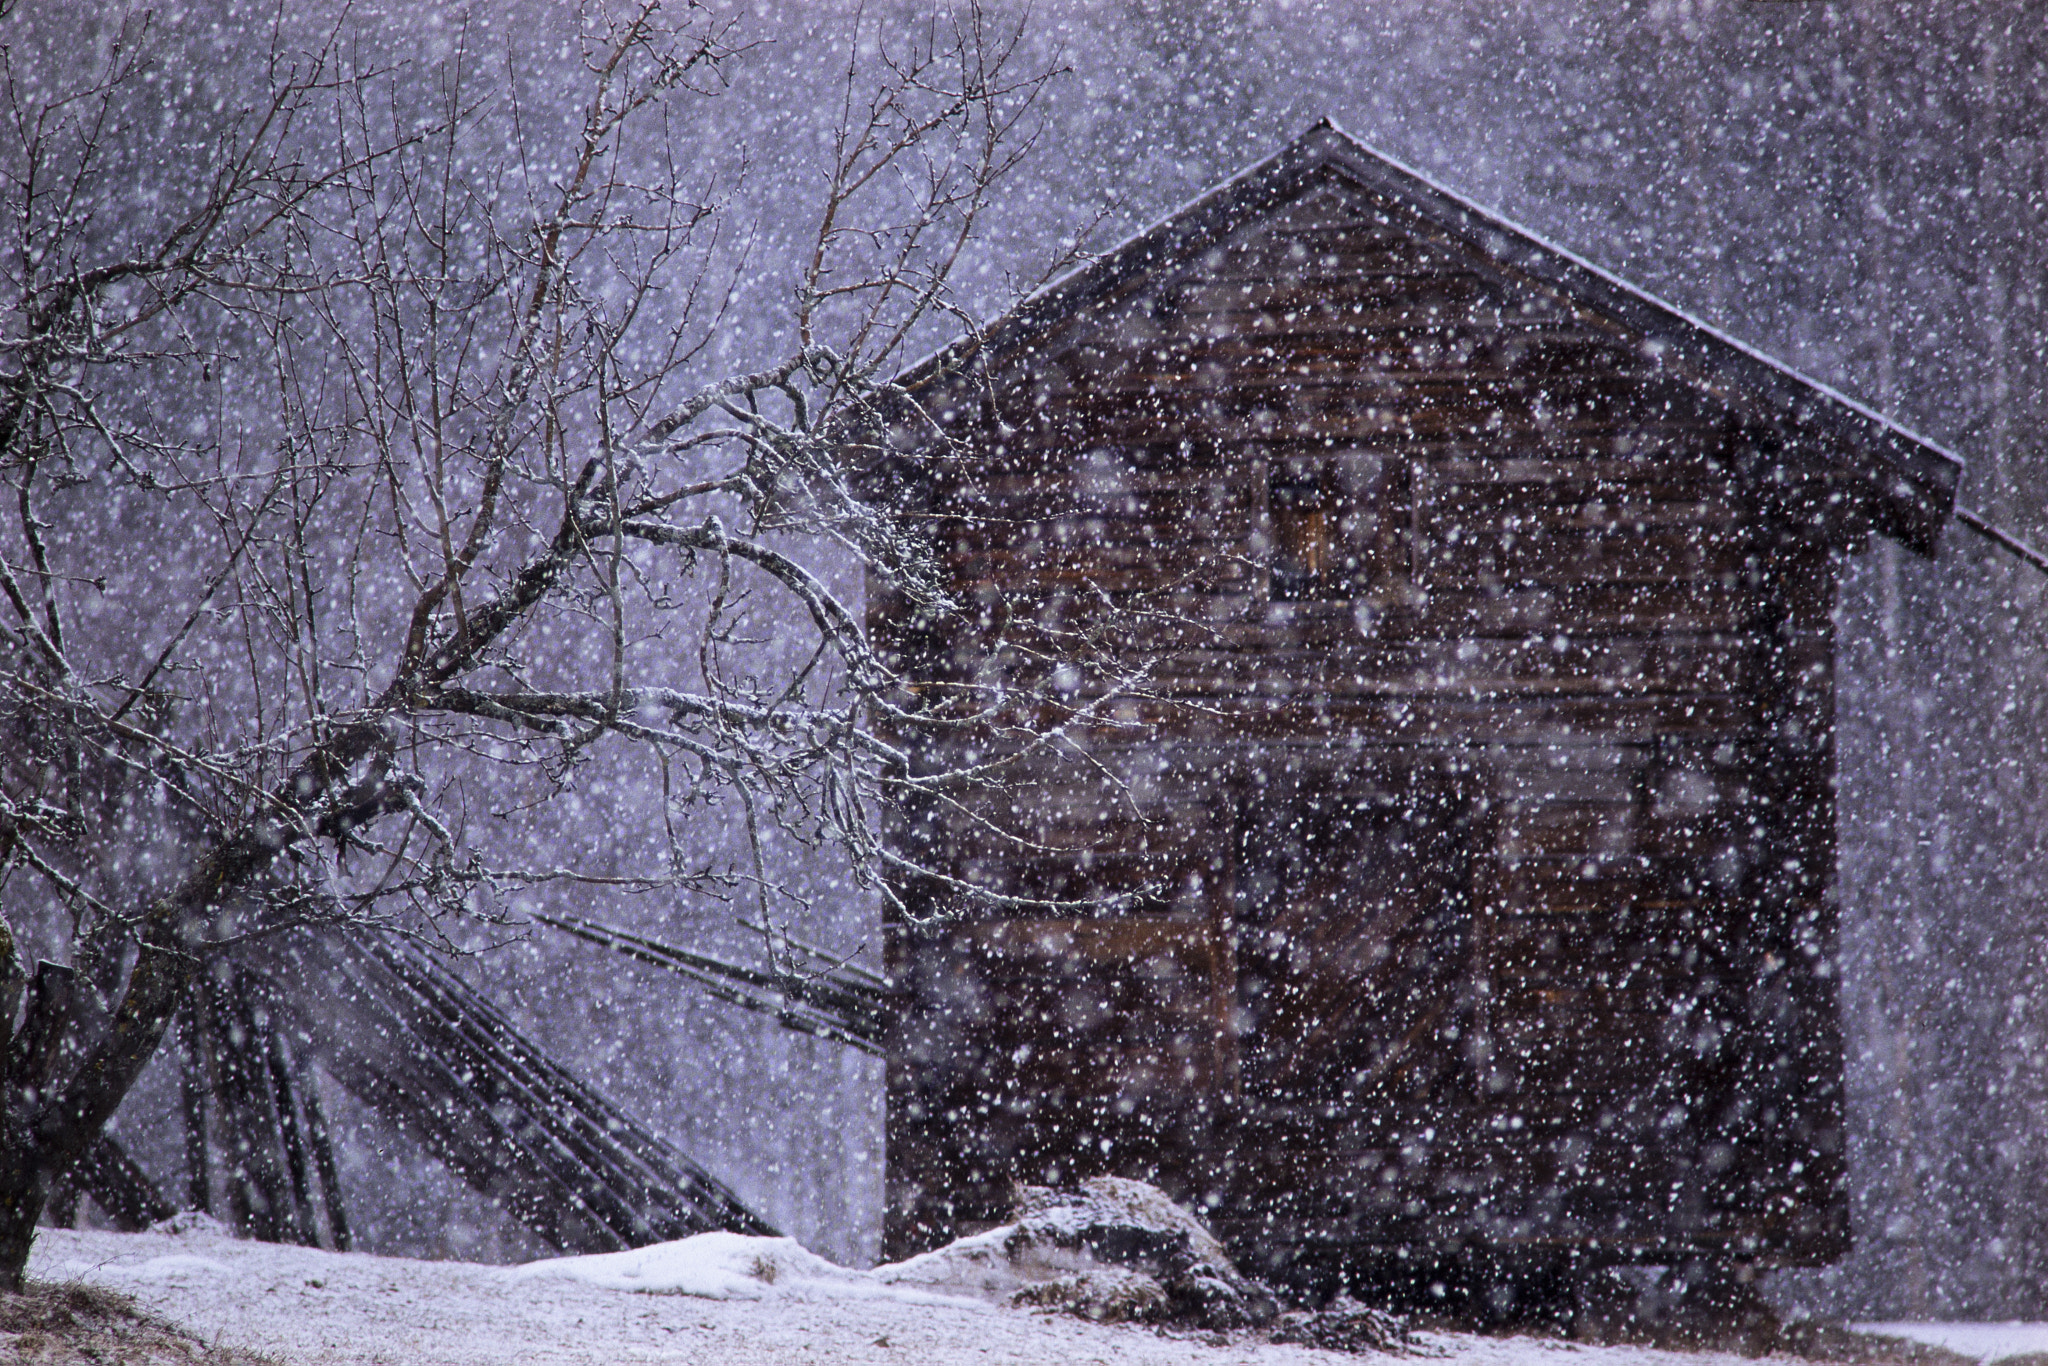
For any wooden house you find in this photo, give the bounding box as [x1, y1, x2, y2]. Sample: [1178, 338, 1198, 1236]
[870, 124, 1960, 1300]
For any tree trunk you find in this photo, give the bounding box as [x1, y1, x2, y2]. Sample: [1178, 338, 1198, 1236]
[0, 1134, 53, 1294]
[0, 721, 406, 1289]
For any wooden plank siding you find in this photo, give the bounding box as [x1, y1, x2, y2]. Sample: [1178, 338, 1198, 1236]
[872, 129, 1954, 1292]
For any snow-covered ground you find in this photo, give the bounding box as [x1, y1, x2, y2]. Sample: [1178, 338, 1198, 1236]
[22, 1219, 2048, 1366]
[1853, 1325, 2048, 1363]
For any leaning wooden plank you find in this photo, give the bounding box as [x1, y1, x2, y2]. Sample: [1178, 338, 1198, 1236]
[264, 1026, 326, 1246]
[368, 937, 774, 1239]
[287, 974, 605, 1251]
[255, 940, 666, 1253]
[360, 945, 712, 1244]
[69, 1134, 174, 1233]
[532, 911, 889, 1054]
[241, 929, 774, 1252]
[295, 1052, 352, 1251]
[207, 972, 302, 1244]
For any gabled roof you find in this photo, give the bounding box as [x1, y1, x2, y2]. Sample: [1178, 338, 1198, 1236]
[905, 120, 1960, 554]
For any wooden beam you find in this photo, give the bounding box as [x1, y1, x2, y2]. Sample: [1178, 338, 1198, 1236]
[69, 1135, 174, 1233]
[239, 930, 775, 1254]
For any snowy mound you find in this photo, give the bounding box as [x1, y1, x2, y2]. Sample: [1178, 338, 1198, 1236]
[513, 1230, 986, 1308]
[515, 1178, 1278, 1330]
[1858, 1323, 2048, 1364]
[1013, 1176, 1235, 1269]
[883, 1176, 1277, 1327]
[878, 1225, 1044, 1302]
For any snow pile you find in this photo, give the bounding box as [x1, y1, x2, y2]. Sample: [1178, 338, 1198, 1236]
[878, 1221, 1190, 1322]
[513, 1229, 986, 1307]
[1014, 1176, 1232, 1257]
[876, 1224, 1047, 1302]
[883, 1176, 1280, 1328]
[75, 1213, 241, 1292]
[1856, 1323, 2048, 1363]
[518, 1177, 1285, 1333]
[148, 1212, 236, 1238]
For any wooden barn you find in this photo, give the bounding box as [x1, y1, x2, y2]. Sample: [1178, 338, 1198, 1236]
[870, 124, 1960, 1300]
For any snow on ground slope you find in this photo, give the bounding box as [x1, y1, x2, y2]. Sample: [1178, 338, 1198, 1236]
[21, 1220, 2045, 1366]
[31, 1221, 1345, 1366]
[1854, 1325, 2048, 1363]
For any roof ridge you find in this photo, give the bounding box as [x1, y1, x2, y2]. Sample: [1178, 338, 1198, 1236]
[896, 121, 1960, 553]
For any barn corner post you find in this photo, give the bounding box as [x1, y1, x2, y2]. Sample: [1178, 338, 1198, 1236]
[873, 123, 1957, 1313]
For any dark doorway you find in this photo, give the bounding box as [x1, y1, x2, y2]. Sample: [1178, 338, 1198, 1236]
[1233, 777, 1477, 1113]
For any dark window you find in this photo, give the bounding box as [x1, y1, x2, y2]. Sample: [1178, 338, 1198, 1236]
[1266, 454, 1406, 602]
[1269, 462, 1333, 599]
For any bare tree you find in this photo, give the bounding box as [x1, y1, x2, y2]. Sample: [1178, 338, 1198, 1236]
[0, 0, 1116, 1288]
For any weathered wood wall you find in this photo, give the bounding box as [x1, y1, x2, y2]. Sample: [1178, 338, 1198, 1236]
[877, 166, 1852, 1292]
